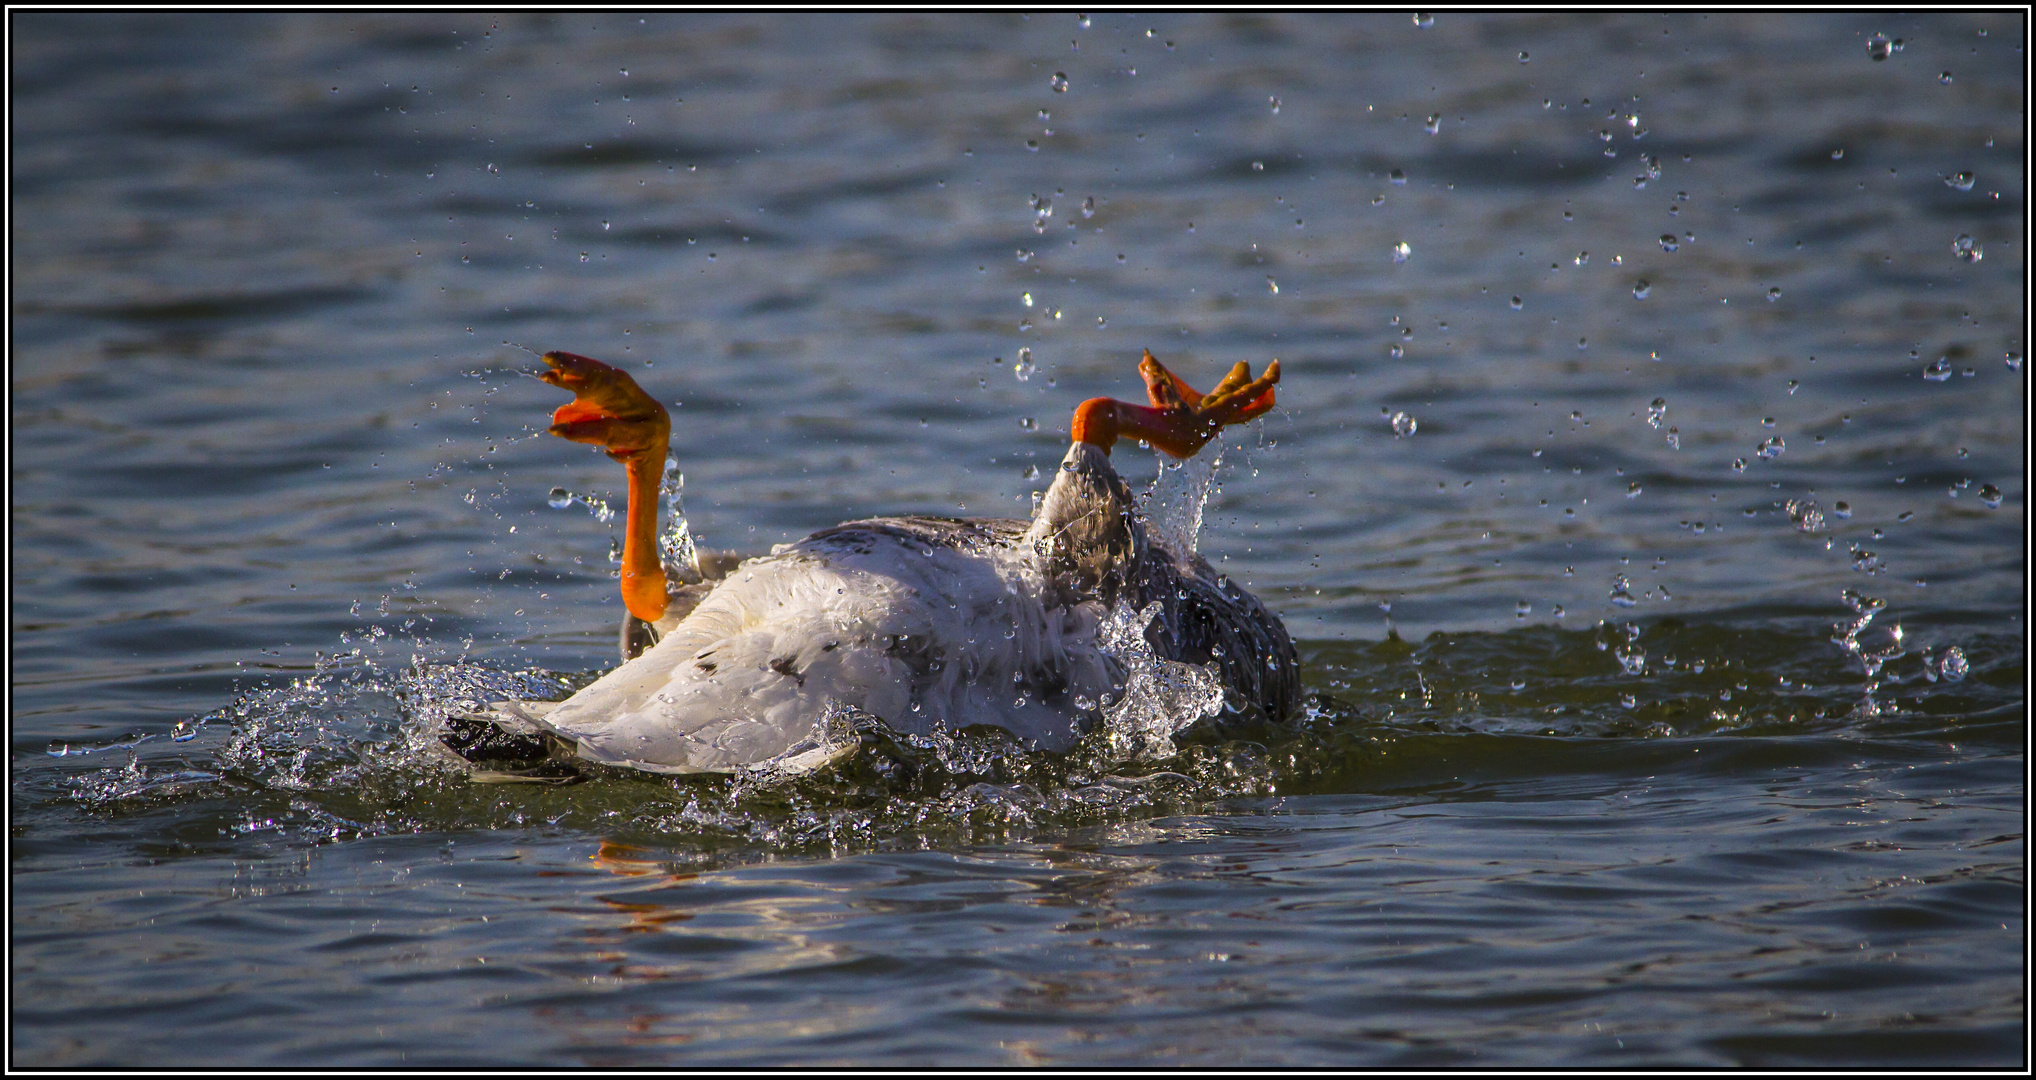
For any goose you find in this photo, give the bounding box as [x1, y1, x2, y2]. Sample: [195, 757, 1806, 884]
[442, 348, 1298, 776]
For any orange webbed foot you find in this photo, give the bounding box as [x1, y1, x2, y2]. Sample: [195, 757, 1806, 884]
[539, 350, 673, 624]
[540, 351, 671, 463]
[1071, 349, 1279, 458]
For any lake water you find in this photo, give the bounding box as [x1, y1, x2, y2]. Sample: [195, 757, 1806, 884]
[10, 11, 2025, 1067]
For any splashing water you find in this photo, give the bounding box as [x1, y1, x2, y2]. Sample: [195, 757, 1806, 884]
[547, 486, 615, 523]
[1096, 601, 1224, 760]
[657, 458, 700, 581]
[1137, 450, 1221, 557]
[1831, 588, 1902, 716]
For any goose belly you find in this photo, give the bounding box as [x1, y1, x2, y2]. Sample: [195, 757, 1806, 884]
[541, 525, 1114, 772]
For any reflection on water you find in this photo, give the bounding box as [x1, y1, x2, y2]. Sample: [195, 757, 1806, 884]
[10, 10, 2024, 1067]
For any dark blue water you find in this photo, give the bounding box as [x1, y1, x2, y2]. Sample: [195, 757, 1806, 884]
[11, 12, 2025, 1066]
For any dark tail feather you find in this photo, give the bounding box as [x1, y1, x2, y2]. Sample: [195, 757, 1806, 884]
[439, 709, 583, 784]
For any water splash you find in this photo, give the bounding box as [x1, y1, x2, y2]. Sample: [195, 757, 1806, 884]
[1137, 451, 1220, 557]
[547, 486, 615, 523]
[1830, 588, 1903, 716]
[656, 459, 700, 581]
[1096, 601, 1224, 760]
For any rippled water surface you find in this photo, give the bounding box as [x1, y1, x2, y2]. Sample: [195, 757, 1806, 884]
[11, 12, 2026, 1067]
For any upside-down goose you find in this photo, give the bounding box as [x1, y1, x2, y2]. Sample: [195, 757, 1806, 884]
[443, 349, 1298, 775]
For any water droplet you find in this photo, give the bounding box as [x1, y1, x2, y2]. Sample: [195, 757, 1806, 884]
[1646, 398, 1668, 428]
[2006, 353, 2023, 371]
[1424, 114, 1441, 135]
[1509, 296, 1524, 310]
[1392, 241, 1411, 263]
[1515, 600, 1532, 618]
[1081, 196, 1096, 218]
[1019, 416, 1039, 431]
[1768, 287, 1782, 301]
[1633, 280, 1651, 299]
[1610, 575, 1637, 607]
[1978, 483, 2003, 509]
[1731, 457, 1748, 474]
[1014, 347, 1035, 382]
[1266, 276, 1279, 294]
[1022, 463, 1040, 480]
[1952, 233, 1982, 262]
[1867, 33, 1892, 61]
[1923, 357, 1953, 382]
[1390, 411, 1417, 437]
[1756, 436, 1786, 460]
[1946, 171, 1976, 190]
[1831, 148, 1845, 160]
[1413, 12, 1433, 27]
[601, 220, 611, 231]
[1938, 646, 1968, 681]
[547, 487, 574, 510]
[1051, 72, 1069, 92]
[1575, 251, 1590, 265]
[1939, 70, 1954, 84]
[1388, 168, 1408, 185]
[1626, 481, 1643, 498]
[1389, 343, 1405, 359]
[1786, 498, 1824, 532]
[1269, 95, 1281, 114]
[1518, 51, 1530, 63]
[1659, 233, 1679, 252]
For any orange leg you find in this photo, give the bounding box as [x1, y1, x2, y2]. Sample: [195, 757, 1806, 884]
[539, 351, 672, 623]
[1070, 349, 1279, 458]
